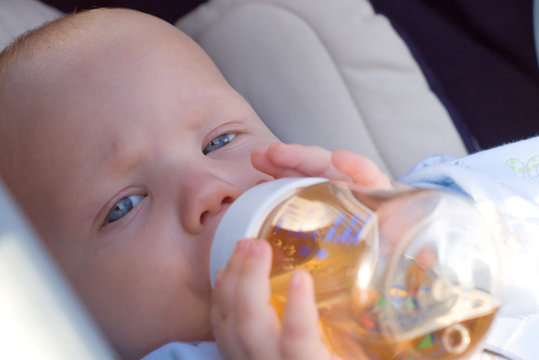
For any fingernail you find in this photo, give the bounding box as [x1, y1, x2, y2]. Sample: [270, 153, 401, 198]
[290, 270, 309, 289]
[249, 240, 264, 256]
[235, 239, 250, 254]
[214, 269, 224, 287]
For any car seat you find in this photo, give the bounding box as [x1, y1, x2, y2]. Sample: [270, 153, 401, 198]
[0, 0, 479, 358]
[175, 0, 467, 178]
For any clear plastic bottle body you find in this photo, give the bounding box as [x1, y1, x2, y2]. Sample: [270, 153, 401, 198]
[256, 181, 378, 320]
[211, 178, 502, 360]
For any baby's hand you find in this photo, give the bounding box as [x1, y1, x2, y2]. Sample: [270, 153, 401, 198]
[251, 143, 392, 190]
[211, 239, 343, 360]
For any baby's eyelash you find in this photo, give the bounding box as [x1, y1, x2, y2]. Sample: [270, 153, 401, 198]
[203, 133, 237, 155]
[104, 194, 145, 225]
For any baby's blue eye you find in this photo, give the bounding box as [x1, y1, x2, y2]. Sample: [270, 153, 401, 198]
[105, 194, 144, 225]
[203, 133, 237, 155]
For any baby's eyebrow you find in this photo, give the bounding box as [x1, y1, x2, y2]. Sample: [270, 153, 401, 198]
[78, 139, 143, 218]
[98, 137, 145, 177]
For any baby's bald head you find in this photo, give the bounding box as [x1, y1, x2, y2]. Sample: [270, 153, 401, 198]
[0, 10, 258, 357]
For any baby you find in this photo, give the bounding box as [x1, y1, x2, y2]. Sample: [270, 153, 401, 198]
[0, 8, 389, 360]
[3, 7, 539, 360]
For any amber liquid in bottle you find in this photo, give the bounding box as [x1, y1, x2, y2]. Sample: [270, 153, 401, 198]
[321, 287, 498, 359]
[257, 182, 499, 359]
[258, 182, 378, 318]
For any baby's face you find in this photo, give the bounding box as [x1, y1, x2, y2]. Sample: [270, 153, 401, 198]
[0, 10, 277, 359]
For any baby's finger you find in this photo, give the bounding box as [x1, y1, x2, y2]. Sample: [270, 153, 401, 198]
[211, 240, 252, 359]
[213, 240, 251, 319]
[332, 150, 392, 189]
[233, 240, 280, 360]
[281, 270, 331, 360]
[253, 143, 350, 180]
[210, 240, 253, 359]
[251, 146, 288, 178]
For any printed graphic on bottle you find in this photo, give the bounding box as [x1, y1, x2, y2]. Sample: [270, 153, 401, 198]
[256, 182, 378, 318]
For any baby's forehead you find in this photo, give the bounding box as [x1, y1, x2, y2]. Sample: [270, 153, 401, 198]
[0, 8, 238, 175]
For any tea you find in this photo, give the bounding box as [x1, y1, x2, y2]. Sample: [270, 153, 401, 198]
[257, 181, 499, 359]
[211, 178, 502, 360]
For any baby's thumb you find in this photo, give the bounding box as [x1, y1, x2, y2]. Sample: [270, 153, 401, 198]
[280, 270, 333, 360]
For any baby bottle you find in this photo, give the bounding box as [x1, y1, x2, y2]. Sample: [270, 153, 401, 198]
[210, 177, 503, 359]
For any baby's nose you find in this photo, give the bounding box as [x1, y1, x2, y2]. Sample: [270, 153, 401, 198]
[180, 177, 241, 234]
[199, 195, 235, 226]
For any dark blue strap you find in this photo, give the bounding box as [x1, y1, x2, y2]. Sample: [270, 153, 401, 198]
[535, 0, 539, 69]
